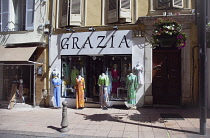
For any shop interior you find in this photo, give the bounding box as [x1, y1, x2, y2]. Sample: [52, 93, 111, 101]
[1, 65, 34, 107]
[61, 55, 132, 103]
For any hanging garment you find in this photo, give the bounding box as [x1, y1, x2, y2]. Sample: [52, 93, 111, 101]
[75, 77, 85, 109]
[70, 68, 79, 86]
[52, 77, 62, 107]
[62, 61, 71, 85]
[98, 74, 109, 108]
[126, 74, 138, 105]
[111, 69, 119, 93]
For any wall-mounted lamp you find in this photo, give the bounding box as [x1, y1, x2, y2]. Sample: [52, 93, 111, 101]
[66, 28, 75, 32]
[37, 66, 43, 75]
[113, 25, 118, 30]
[89, 27, 96, 31]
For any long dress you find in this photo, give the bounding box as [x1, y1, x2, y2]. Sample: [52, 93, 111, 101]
[126, 74, 138, 104]
[75, 77, 85, 109]
[52, 77, 62, 107]
[111, 69, 119, 94]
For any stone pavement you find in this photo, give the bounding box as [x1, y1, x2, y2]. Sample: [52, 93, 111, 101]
[0, 106, 210, 138]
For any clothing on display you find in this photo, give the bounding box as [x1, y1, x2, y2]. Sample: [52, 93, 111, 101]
[75, 75, 85, 109]
[126, 73, 138, 105]
[52, 76, 62, 107]
[98, 73, 109, 109]
[106, 70, 113, 95]
[70, 67, 79, 86]
[134, 63, 144, 84]
[111, 68, 119, 94]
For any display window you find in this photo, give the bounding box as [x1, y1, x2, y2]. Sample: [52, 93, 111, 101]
[2, 65, 34, 107]
[61, 55, 132, 101]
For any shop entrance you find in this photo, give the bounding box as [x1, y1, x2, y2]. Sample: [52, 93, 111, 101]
[152, 50, 181, 105]
[0, 65, 34, 108]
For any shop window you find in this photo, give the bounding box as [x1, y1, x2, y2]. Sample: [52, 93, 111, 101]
[107, 0, 132, 24]
[61, 56, 86, 98]
[0, 0, 34, 32]
[2, 65, 34, 105]
[59, 0, 82, 28]
[61, 55, 132, 101]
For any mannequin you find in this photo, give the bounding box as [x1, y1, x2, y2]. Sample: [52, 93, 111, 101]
[126, 72, 138, 108]
[98, 73, 110, 110]
[70, 66, 79, 86]
[134, 62, 144, 84]
[52, 75, 62, 108]
[18, 79, 24, 103]
[75, 75, 85, 109]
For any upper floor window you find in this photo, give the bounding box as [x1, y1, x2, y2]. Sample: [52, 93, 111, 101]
[151, 0, 192, 14]
[107, 0, 132, 24]
[59, 0, 82, 28]
[0, 0, 34, 32]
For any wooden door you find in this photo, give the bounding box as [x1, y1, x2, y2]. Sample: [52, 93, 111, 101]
[152, 50, 181, 105]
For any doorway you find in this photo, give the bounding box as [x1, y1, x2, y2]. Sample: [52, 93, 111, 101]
[152, 50, 181, 105]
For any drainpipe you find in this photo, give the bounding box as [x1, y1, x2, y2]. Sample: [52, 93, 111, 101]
[198, 0, 207, 135]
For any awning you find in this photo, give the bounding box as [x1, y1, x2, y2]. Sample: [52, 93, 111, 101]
[0, 47, 36, 62]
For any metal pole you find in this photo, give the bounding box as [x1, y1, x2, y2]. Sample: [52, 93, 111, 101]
[198, 0, 207, 135]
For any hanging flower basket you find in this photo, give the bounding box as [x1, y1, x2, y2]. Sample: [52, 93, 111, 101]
[151, 18, 187, 49]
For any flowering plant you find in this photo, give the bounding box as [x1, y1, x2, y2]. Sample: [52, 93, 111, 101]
[151, 18, 187, 49]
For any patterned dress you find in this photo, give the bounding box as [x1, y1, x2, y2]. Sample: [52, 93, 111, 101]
[75, 77, 85, 109]
[126, 74, 138, 104]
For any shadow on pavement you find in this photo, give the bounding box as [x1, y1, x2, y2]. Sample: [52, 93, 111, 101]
[75, 112, 200, 135]
[47, 126, 61, 132]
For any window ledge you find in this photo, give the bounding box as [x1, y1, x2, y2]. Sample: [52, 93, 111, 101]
[149, 9, 194, 16]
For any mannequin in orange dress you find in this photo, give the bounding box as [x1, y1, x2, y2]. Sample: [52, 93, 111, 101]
[75, 75, 85, 109]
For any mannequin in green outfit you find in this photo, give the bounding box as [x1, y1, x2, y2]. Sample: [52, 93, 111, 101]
[126, 73, 138, 108]
[98, 73, 110, 110]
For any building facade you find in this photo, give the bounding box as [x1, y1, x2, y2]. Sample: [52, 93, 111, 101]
[47, 0, 198, 108]
[0, 0, 49, 108]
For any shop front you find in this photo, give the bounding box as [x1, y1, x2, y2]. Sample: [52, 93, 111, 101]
[50, 30, 145, 108]
[0, 47, 37, 109]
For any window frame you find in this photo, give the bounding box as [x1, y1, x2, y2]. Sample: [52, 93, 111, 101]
[0, 0, 34, 32]
[150, 0, 193, 15]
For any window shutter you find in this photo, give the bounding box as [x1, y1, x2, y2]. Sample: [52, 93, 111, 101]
[60, 0, 69, 27]
[107, 0, 118, 23]
[119, 0, 131, 22]
[70, 0, 81, 26]
[172, 0, 183, 8]
[25, 0, 34, 30]
[1, 0, 9, 31]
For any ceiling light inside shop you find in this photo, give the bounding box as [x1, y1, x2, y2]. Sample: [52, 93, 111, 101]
[93, 56, 96, 60]
[112, 57, 115, 60]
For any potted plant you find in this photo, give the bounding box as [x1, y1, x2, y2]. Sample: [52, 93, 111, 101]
[151, 18, 187, 49]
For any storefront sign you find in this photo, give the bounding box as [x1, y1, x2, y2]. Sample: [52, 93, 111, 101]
[58, 30, 132, 55]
